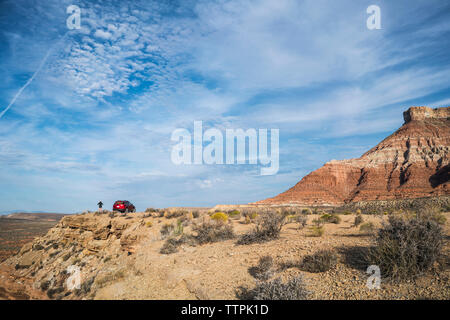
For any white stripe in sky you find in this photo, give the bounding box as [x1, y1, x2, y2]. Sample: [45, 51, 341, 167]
[0, 33, 69, 119]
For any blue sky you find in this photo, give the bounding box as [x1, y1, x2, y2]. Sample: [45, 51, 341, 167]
[0, 0, 449, 213]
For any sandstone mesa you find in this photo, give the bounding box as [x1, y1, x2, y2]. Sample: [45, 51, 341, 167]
[256, 106, 450, 206]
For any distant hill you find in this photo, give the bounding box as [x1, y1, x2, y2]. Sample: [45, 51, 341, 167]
[0, 212, 70, 222]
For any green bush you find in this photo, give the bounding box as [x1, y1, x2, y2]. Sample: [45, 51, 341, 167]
[174, 220, 184, 236]
[228, 210, 240, 217]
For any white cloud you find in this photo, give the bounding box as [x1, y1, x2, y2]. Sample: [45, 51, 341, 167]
[94, 29, 112, 40]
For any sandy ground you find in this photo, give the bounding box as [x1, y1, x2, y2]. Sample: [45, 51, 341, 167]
[92, 213, 450, 300]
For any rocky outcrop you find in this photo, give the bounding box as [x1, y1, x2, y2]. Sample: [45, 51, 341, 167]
[0, 211, 155, 300]
[257, 106, 450, 206]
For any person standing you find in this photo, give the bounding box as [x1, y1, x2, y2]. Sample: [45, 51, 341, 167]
[97, 201, 103, 213]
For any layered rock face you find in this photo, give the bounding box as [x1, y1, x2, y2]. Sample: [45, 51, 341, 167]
[257, 106, 450, 206]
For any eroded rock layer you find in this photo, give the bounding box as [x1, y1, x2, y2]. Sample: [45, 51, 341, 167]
[257, 106, 450, 206]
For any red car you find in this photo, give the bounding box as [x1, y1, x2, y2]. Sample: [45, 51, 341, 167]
[113, 200, 136, 213]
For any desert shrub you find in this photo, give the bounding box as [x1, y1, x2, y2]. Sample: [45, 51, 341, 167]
[300, 250, 338, 273]
[145, 221, 153, 227]
[286, 215, 296, 223]
[33, 244, 44, 251]
[49, 250, 60, 258]
[237, 211, 286, 245]
[47, 286, 64, 299]
[248, 256, 274, 280]
[301, 208, 311, 215]
[95, 269, 126, 288]
[312, 218, 324, 227]
[295, 215, 308, 229]
[164, 210, 187, 219]
[186, 212, 194, 220]
[329, 214, 341, 224]
[312, 208, 320, 215]
[160, 238, 182, 254]
[359, 222, 375, 234]
[160, 223, 175, 239]
[192, 211, 200, 218]
[419, 208, 447, 225]
[356, 209, 362, 215]
[249, 212, 259, 220]
[40, 280, 50, 291]
[174, 220, 184, 236]
[308, 226, 324, 237]
[176, 213, 192, 226]
[79, 277, 95, 295]
[354, 215, 363, 227]
[108, 212, 116, 218]
[211, 211, 229, 223]
[192, 221, 235, 244]
[228, 210, 241, 219]
[62, 253, 71, 262]
[238, 276, 309, 300]
[145, 207, 158, 213]
[368, 215, 444, 280]
[320, 213, 341, 224]
[281, 209, 296, 217]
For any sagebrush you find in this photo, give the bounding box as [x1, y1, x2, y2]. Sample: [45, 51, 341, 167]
[238, 276, 309, 300]
[248, 256, 274, 280]
[368, 214, 444, 280]
[237, 211, 286, 245]
[300, 250, 338, 273]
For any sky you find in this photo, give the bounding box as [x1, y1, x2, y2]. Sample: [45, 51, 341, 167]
[0, 0, 449, 213]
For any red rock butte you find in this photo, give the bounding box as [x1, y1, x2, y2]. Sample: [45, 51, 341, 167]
[256, 106, 450, 206]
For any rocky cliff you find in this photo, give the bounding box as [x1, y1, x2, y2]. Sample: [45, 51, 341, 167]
[257, 106, 450, 206]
